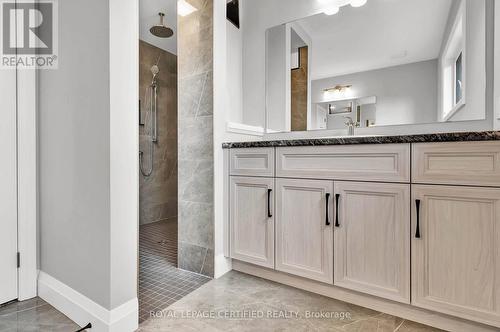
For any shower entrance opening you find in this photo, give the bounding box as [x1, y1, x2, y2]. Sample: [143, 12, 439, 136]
[137, 6, 209, 323]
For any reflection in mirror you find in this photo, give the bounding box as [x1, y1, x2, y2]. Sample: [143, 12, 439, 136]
[313, 96, 377, 131]
[265, 0, 488, 134]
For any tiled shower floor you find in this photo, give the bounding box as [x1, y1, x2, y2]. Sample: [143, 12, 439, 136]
[139, 219, 211, 323]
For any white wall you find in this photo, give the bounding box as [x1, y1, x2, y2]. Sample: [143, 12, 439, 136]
[214, 0, 263, 278]
[39, 0, 112, 309]
[443, 0, 486, 122]
[266, 25, 288, 132]
[241, 0, 326, 128]
[226, 20, 243, 123]
[109, 0, 139, 311]
[313, 60, 439, 126]
[0, 56, 18, 305]
[38, 0, 138, 321]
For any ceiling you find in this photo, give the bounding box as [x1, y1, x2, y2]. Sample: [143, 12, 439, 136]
[297, 0, 454, 80]
[140, 0, 178, 55]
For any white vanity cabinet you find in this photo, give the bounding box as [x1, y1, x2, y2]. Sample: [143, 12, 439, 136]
[226, 141, 500, 330]
[275, 178, 334, 284]
[412, 185, 500, 327]
[230, 176, 275, 269]
[333, 181, 410, 304]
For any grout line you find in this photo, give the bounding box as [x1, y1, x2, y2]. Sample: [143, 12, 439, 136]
[394, 319, 405, 332]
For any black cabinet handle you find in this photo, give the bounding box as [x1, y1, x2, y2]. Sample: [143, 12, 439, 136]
[415, 199, 421, 239]
[335, 194, 340, 227]
[267, 189, 273, 218]
[325, 193, 331, 226]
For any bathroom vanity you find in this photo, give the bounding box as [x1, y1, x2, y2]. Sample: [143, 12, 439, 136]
[222, 132, 500, 331]
[221, 0, 500, 329]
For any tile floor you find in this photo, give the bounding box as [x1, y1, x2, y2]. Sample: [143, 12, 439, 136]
[139, 219, 211, 322]
[139, 219, 178, 263]
[139, 271, 445, 332]
[0, 272, 447, 331]
[0, 297, 79, 332]
[0, 222, 446, 331]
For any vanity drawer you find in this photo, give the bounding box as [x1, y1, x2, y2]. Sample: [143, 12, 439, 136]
[276, 144, 410, 182]
[230, 148, 275, 177]
[412, 141, 500, 187]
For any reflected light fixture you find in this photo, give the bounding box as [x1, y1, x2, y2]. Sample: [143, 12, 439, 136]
[324, 85, 352, 94]
[350, 0, 367, 7]
[324, 5, 340, 15]
[320, 0, 367, 15]
[178, 0, 198, 17]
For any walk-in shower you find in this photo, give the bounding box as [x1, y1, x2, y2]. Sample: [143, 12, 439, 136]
[138, 2, 198, 321]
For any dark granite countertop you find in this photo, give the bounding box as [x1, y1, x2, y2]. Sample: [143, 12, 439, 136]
[222, 131, 500, 149]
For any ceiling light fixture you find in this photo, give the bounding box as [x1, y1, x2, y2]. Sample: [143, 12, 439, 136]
[178, 0, 197, 17]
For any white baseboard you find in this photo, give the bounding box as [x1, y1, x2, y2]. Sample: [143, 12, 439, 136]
[38, 271, 138, 332]
[213, 254, 232, 279]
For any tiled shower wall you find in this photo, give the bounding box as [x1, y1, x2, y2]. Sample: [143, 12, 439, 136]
[178, 0, 214, 277]
[139, 40, 178, 225]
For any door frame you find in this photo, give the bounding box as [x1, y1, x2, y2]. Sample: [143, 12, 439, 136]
[16, 66, 38, 300]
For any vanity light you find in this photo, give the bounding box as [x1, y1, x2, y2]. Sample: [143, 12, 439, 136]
[350, 0, 367, 7]
[178, 0, 198, 17]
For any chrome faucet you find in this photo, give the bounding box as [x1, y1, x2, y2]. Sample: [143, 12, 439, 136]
[344, 116, 359, 136]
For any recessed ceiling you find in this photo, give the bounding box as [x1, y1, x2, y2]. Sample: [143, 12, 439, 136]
[297, 0, 454, 80]
[140, 0, 177, 55]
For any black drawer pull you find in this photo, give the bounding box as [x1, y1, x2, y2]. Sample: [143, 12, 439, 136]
[267, 189, 273, 218]
[335, 194, 340, 227]
[325, 193, 331, 226]
[415, 199, 421, 239]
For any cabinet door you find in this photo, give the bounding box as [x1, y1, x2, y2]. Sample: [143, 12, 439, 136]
[334, 182, 410, 303]
[276, 179, 333, 283]
[412, 185, 500, 327]
[230, 177, 274, 268]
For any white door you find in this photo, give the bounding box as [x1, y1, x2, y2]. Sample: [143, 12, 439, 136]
[412, 185, 500, 327]
[334, 181, 410, 303]
[275, 178, 333, 284]
[230, 177, 274, 268]
[0, 68, 18, 304]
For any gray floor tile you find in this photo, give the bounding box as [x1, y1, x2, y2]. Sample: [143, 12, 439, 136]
[0, 298, 79, 332]
[139, 220, 211, 323]
[140, 271, 443, 332]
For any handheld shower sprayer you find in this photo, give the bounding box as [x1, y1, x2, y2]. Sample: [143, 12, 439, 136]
[140, 65, 160, 177]
[151, 65, 160, 84]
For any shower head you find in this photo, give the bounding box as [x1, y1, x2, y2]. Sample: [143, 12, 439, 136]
[151, 65, 160, 77]
[150, 12, 174, 38]
[151, 64, 160, 84]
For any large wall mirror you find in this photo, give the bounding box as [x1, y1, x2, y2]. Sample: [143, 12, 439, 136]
[265, 0, 490, 134]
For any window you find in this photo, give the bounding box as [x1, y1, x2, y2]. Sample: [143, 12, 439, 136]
[454, 52, 463, 105]
[439, 0, 466, 121]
